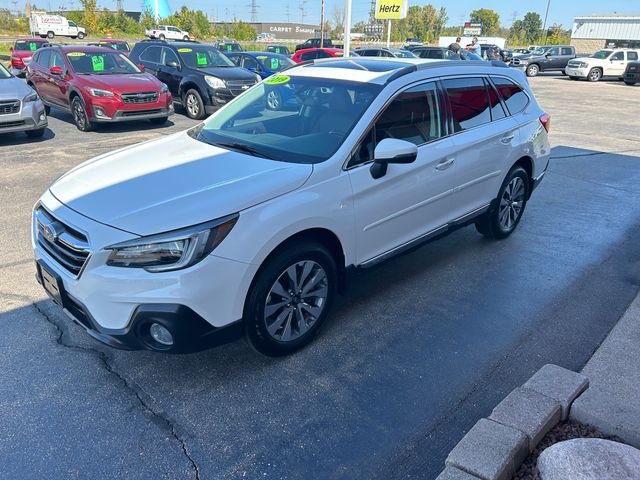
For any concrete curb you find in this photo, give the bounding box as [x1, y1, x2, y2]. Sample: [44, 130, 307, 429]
[437, 364, 589, 480]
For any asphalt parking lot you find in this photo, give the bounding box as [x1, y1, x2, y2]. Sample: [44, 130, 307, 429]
[1, 75, 640, 479]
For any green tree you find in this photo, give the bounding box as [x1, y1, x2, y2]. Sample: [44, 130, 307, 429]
[470, 8, 500, 36]
[78, 0, 98, 34]
[230, 20, 256, 41]
[521, 11, 543, 44]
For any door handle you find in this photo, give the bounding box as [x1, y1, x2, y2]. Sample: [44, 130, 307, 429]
[435, 158, 455, 171]
[500, 135, 514, 145]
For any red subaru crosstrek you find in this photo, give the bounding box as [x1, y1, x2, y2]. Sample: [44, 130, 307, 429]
[10, 38, 49, 77]
[26, 45, 173, 131]
[291, 48, 358, 63]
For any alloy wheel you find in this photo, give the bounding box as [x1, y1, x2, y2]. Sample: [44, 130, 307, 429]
[264, 261, 328, 342]
[589, 69, 602, 81]
[186, 93, 199, 117]
[73, 101, 86, 130]
[498, 177, 525, 231]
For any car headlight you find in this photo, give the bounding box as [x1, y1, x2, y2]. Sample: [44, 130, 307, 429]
[105, 214, 239, 272]
[23, 91, 39, 102]
[578, 62, 588, 68]
[160, 83, 169, 93]
[87, 87, 115, 97]
[204, 75, 226, 89]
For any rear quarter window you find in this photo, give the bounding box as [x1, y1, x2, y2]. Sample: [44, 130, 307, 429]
[443, 77, 492, 131]
[492, 77, 529, 115]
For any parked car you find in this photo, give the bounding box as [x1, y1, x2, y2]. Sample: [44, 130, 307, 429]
[512, 48, 531, 57]
[402, 38, 423, 49]
[9, 38, 49, 77]
[291, 47, 358, 63]
[295, 38, 342, 51]
[29, 14, 86, 39]
[353, 47, 417, 58]
[32, 58, 550, 356]
[225, 51, 295, 78]
[0, 62, 47, 137]
[93, 39, 130, 56]
[26, 45, 173, 131]
[509, 45, 576, 77]
[481, 44, 512, 62]
[411, 47, 459, 60]
[565, 49, 640, 82]
[623, 61, 640, 85]
[265, 45, 291, 56]
[212, 40, 243, 53]
[129, 40, 260, 119]
[145, 25, 190, 41]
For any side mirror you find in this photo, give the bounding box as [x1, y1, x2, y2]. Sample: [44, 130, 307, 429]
[370, 138, 418, 179]
[165, 61, 180, 70]
[545, 52, 552, 57]
[49, 66, 63, 76]
[9, 46, 13, 52]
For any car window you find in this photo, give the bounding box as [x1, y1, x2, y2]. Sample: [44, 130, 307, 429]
[162, 47, 180, 65]
[14, 40, 46, 51]
[486, 80, 506, 121]
[300, 51, 317, 61]
[177, 46, 234, 68]
[242, 56, 259, 70]
[316, 50, 333, 59]
[66, 51, 140, 74]
[547, 47, 559, 56]
[256, 55, 294, 72]
[443, 77, 491, 132]
[50, 51, 66, 72]
[628, 52, 639, 61]
[36, 50, 51, 67]
[227, 54, 242, 66]
[140, 46, 162, 64]
[492, 77, 529, 115]
[561, 47, 573, 55]
[611, 52, 624, 61]
[348, 82, 443, 168]
[168, 27, 179, 32]
[68, 21, 77, 27]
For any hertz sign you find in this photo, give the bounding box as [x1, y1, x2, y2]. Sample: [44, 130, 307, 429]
[374, 0, 408, 19]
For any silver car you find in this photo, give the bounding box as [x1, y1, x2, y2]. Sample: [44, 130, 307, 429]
[0, 62, 47, 138]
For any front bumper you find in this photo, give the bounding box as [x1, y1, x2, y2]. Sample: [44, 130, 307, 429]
[87, 92, 174, 122]
[91, 105, 174, 123]
[0, 99, 47, 134]
[565, 66, 589, 78]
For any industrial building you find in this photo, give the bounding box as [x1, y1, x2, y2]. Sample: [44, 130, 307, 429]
[210, 22, 319, 42]
[571, 13, 640, 52]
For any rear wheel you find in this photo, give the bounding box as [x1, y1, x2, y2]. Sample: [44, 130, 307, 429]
[184, 89, 205, 120]
[526, 64, 539, 77]
[25, 128, 45, 138]
[149, 116, 168, 125]
[159, 34, 165, 40]
[624, 81, 637, 86]
[71, 97, 94, 132]
[587, 68, 602, 82]
[183, 35, 189, 41]
[475, 166, 530, 239]
[244, 242, 337, 356]
[47, 31, 54, 39]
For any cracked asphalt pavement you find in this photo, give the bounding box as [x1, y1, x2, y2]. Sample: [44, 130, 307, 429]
[1, 77, 639, 479]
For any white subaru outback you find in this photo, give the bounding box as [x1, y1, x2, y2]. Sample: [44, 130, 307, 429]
[33, 58, 551, 356]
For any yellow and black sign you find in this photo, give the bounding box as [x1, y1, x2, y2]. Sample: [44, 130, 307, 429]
[374, 0, 408, 19]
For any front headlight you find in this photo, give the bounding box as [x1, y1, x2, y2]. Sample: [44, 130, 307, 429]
[160, 83, 169, 93]
[204, 75, 226, 89]
[87, 87, 115, 97]
[106, 214, 239, 272]
[578, 62, 588, 68]
[23, 91, 38, 102]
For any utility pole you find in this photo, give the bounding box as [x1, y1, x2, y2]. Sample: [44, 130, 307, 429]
[319, 0, 325, 47]
[299, 0, 306, 24]
[248, 0, 258, 23]
[542, 0, 551, 44]
[285, 4, 290, 23]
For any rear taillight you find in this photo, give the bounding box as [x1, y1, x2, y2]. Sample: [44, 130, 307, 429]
[11, 56, 25, 67]
[539, 113, 551, 133]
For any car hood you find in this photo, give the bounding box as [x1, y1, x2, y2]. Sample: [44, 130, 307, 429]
[49, 131, 313, 236]
[0, 77, 33, 99]
[78, 73, 162, 93]
[195, 66, 257, 81]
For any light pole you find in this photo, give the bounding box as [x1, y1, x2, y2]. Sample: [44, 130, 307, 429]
[343, 0, 352, 55]
[542, 0, 551, 45]
[319, 0, 325, 48]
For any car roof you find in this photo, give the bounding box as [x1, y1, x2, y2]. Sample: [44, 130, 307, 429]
[49, 45, 116, 53]
[15, 37, 48, 42]
[99, 39, 127, 43]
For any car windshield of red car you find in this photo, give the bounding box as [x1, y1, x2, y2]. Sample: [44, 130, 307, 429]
[15, 40, 46, 52]
[100, 42, 130, 52]
[66, 51, 140, 75]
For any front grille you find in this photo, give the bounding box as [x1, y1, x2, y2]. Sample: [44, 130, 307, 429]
[121, 91, 159, 104]
[120, 108, 162, 117]
[510, 58, 521, 66]
[567, 61, 582, 68]
[35, 207, 90, 276]
[227, 80, 257, 96]
[0, 120, 25, 129]
[0, 100, 20, 115]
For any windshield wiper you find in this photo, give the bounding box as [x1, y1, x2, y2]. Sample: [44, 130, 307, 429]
[214, 142, 275, 159]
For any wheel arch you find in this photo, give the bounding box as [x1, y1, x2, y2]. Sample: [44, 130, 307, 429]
[511, 155, 534, 198]
[178, 79, 204, 100]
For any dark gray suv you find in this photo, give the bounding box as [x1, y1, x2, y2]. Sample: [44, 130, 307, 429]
[0, 62, 47, 138]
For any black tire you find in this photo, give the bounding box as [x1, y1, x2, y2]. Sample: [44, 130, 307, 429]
[183, 88, 205, 120]
[77, 32, 85, 39]
[244, 242, 338, 357]
[44, 105, 51, 115]
[183, 35, 189, 41]
[526, 64, 539, 77]
[149, 116, 168, 125]
[561, 69, 568, 76]
[70, 36, 77, 39]
[475, 166, 530, 240]
[47, 31, 54, 39]
[587, 68, 602, 82]
[25, 128, 45, 138]
[159, 34, 165, 40]
[624, 81, 637, 86]
[71, 97, 94, 132]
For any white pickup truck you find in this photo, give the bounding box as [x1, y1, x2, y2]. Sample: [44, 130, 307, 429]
[145, 25, 190, 41]
[565, 48, 640, 82]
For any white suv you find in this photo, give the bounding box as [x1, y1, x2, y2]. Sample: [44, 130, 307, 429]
[145, 25, 190, 41]
[566, 49, 640, 82]
[32, 58, 551, 356]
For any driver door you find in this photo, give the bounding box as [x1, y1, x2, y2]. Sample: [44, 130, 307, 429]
[158, 47, 182, 96]
[347, 81, 458, 265]
[606, 51, 626, 76]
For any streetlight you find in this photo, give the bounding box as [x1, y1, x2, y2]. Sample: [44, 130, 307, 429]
[542, 0, 551, 44]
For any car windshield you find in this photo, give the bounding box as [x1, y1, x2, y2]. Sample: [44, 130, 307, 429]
[255, 54, 295, 71]
[0, 62, 11, 78]
[15, 40, 46, 51]
[393, 50, 417, 58]
[219, 43, 242, 52]
[178, 46, 234, 68]
[66, 51, 140, 74]
[101, 42, 130, 52]
[591, 50, 613, 59]
[531, 47, 549, 55]
[192, 76, 382, 164]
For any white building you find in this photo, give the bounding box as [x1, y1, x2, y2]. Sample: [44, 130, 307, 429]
[571, 14, 640, 53]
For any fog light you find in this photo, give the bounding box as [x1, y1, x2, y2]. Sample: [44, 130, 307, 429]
[94, 106, 109, 119]
[149, 323, 174, 346]
[39, 113, 46, 121]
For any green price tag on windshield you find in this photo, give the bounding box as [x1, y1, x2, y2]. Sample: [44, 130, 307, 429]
[91, 55, 105, 71]
[270, 58, 279, 70]
[275, 47, 281, 54]
[196, 52, 207, 66]
[226, 45, 233, 51]
[29, 42, 37, 51]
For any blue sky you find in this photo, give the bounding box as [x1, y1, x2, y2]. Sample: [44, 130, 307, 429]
[5, 0, 639, 28]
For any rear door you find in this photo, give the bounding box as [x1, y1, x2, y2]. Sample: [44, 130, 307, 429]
[137, 45, 162, 76]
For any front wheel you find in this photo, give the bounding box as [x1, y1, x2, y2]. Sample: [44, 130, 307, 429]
[47, 31, 54, 39]
[159, 34, 165, 40]
[475, 167, 530, 239]
[624, 81, 637, 86]
[526, 64, 539, 77]
[71, 97, 94, 132]
[183, 89, 205, 120]
[77, 32, 85, 39]
[244, 242, 337, 356]
[183, 35, 189, 41]
[587, 68, 602, 82]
